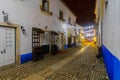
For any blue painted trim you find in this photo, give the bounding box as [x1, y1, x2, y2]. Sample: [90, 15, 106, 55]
[102, 45, 120, 80]
[21, 52, 32, 64]
[64, 44, 68, 49]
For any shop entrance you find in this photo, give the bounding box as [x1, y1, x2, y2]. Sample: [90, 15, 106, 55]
[32, 28, 44, 61]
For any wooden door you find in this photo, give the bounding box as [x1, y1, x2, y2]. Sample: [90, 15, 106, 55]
[32, 28, 40, 48]
[61, 33, 64, 49]
[32, 28, 43, 61]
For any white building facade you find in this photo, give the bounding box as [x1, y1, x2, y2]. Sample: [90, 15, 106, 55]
[95, 0, 120, 80]
[0, 0, 79, 66]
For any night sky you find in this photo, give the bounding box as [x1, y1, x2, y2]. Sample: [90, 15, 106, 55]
[62, 0, 96, 26]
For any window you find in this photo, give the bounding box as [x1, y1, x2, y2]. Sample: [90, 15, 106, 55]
[58, 10, 65, 22]
[68, 17, 71, 25]
[42, 0, 49, 12]
[40, 0, 52, 16]
[59, 10, 63, 20]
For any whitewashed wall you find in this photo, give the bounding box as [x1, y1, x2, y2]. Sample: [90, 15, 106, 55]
[102, 0, 120, 59]
[0, 0, 77, 55]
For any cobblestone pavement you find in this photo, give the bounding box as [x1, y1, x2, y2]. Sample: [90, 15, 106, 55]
[0, 47, 80, 80]
[0, 44, 108, 80]
[46, 45, 108, 80]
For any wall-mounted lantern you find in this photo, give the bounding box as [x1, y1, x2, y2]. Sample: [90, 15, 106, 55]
[21, 26, 26, 34]
[2, 11, 9, 23]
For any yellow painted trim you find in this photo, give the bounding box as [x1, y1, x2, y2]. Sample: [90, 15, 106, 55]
[16, 27, 20, 64]
[43, 30, 51, 32]
[40, 8, 52, 16]
[40, 0, 52, 16]
[95, 0, 105, 22]
[0, 22, 20, 64]
[61, 33, 64, 49]
[94, 0, 99, 23]
[0, 22, 19, 28]
[100, 0, 105, 21]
